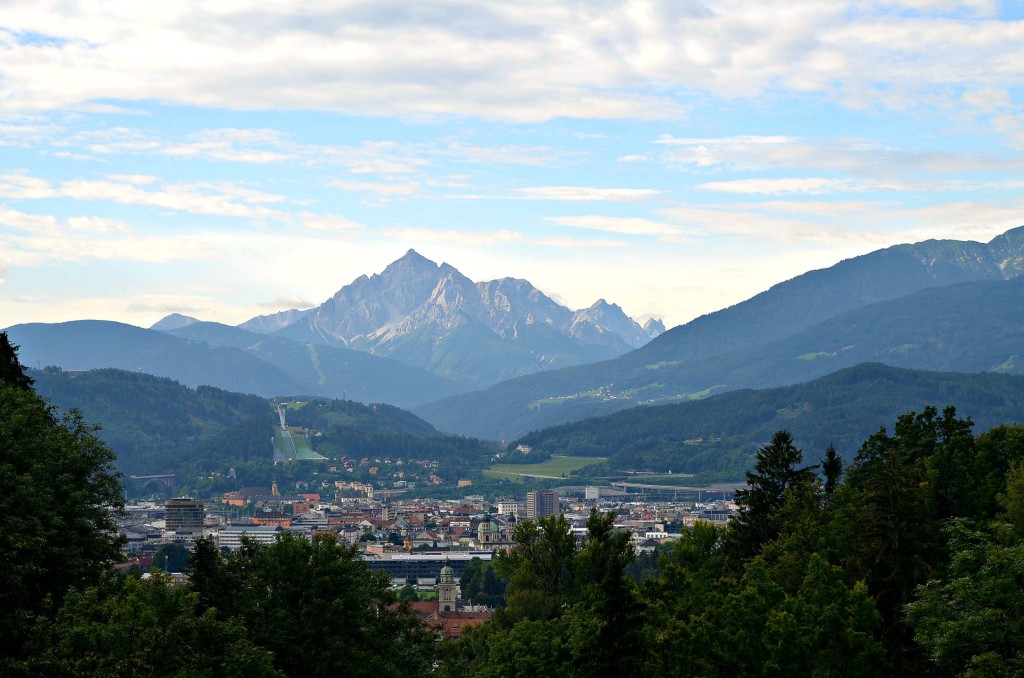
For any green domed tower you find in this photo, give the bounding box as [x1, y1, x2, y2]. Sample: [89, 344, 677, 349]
[438, 558, 458, 613]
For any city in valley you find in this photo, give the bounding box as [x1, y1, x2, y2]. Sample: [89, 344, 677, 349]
[120, 486, 738, 638]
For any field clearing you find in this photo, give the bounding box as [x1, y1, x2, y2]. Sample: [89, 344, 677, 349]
[484, 455, 605, 482]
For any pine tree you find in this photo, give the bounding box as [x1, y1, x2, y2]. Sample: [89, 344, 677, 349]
[730, 430, 817, 560]
[821, 444, 843, 495]
[0, 331, 33, 390]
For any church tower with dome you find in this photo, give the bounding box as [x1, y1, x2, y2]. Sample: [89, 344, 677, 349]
[438, 558, 458, 613]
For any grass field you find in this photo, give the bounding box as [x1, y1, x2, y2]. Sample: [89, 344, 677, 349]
[484, 455, 605, 482]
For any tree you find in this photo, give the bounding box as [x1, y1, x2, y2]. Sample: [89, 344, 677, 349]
[729, 430, 816, 560]
[493, 514, 578, 624]
[458, 512, 647, 677]
[188, 532, 436, 677]
[152, 543, 191, 573]
[906, 520, 1024, 676]
[836, 406, 976, 674]
[821, 444, 843, 495]
[571, 509, 645, 677]
[23, 573, 281, 677]
[399, 583, 419, 602]
[0, 331, 33, 390]
[461, 557, 486, 604]
[0, 381, 125, 663]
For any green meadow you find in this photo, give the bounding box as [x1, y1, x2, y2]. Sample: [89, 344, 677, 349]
[484, 455, 605, 482]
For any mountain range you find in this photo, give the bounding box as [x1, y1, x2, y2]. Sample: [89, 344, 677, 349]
[416, 226, 1024, 440]
[5, 319, 461, 409]
[238, 249, 663, 389]
[9, 226, 1024, 450]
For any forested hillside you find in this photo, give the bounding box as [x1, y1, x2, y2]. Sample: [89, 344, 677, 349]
[30, 368, 498, 492]
[31, 367, 271, 476]
[511, 363, 1024, 478]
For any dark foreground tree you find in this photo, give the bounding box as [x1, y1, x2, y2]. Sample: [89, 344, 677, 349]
[24, 573, 281, 677]
[450, 510, 647, 678]
[729, 430, 817, 560]
[0, 331, 33, 391]
[188, 533, 436, 677]
[0, 381, 124, 665]
[906, 520, 1024, 676]
[821, 444, 843, 495]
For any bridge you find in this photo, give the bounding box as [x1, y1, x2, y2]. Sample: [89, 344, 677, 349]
[128, 473, 176, 496]
[610, 481, 745, 502]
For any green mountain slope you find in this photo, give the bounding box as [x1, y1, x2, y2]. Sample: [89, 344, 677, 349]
[30, 368, 497, 487]
[512, 363, 1024, 479]
[30, 368, 271, 476]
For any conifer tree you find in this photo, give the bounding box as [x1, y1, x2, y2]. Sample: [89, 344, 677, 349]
[0, 331, 33, 390]
[729, 430, 816, 560]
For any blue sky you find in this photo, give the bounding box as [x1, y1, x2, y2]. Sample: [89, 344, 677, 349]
[2, 0, 1023, 330]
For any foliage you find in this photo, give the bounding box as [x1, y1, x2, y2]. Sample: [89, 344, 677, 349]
[455, 510, 647, 677]
[0, 331, 33, 390]
[729, 430, 817, 560]
[906, 520, 1024, 677]
[0, 381, 125, 663]
[30, 369, 499, 493]
[821, 444, 843, 494]
[30, 367, 270, 477]
[152, 543, 191, 573]
[188, 533, 436, 677]
[22, 573, 280, 677]
[460, 557, 506, 607]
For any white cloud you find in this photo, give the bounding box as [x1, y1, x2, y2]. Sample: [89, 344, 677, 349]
[8, 230, 218, 265]
[545, 215, 697, 238]
[0, 206, 60, 233]
[656, 135, 1024, 175]
[1, 206, 219, 266]
[381, 227, 526, 246]
[66, 216, 131, 232]
[532, 236, 624, 248]
[0, 172, 290, 220]
[513, 186, 661, 202]
[440, 140, 582, 166]
[299, 212, 363, 232]
[330, 180, 422, 199]
[698, 177, 912, 195]
[0, 1, 1022, 124]
[659, 196, 1024, 246]
[0, 172, 58, 199]
[106, 174, 158, 185]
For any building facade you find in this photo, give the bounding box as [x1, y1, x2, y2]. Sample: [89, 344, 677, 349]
[164, 497, 205, 532]
[526, 490, 560, 519]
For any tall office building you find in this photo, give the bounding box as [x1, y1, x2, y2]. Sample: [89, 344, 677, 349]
[526, 490, 560, 519]
[164, 497, 205, 532]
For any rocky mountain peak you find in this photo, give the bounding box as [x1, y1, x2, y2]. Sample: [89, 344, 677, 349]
[643, 317, 666, 336]
[237, 250, 659, 388]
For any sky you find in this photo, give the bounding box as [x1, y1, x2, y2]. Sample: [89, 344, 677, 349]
[2, 0, 1024, 331]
